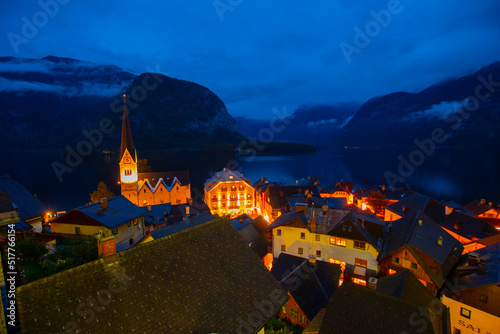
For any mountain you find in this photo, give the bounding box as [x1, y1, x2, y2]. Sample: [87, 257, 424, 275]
[0, 56, 242, 152]
[235, 103, 357, 146]
[332, 62, 500, 148]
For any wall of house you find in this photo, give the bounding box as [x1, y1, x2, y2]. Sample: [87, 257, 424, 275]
[272, 226, 379, 272]
[137, 181, 190, 207]
[278, 294, 309, 328]
[443, 294, 499, 334]
[50, 223, 104, 236]
[379, 246, 437, 293]
[205, 181, 255, 217]
[114, 217, 145, 252]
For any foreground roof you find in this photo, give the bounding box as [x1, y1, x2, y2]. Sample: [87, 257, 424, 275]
[17, 217, 287, 333]
[0, 176, 46, 221]
[150, 212, 215, 240]
[319, 282, 435, 334]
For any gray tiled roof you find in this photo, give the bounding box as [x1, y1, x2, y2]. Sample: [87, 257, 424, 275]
[0, 176, 46, 221]
[76, 195, 148, 229]
[150, 212, 215, 240]
[17, 217, 288, 334]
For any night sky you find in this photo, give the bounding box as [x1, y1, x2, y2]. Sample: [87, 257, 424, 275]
[1, 0, 500, 119]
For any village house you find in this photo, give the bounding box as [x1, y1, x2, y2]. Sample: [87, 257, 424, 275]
[0, 189, 19, 227]
[465, 199, 500, 229]
[318, 181, 354, 205]
[356, 185, 416, 216]
[0, 176, 47, 232]
[379, 212, 463, 295]
[385, 193, 499, 254]
[119, 93, 191, 207]
[267, 204, 384, 286]
[49, 196, 147, 252]
[204, 168, 255, 217]
[270, 253, 342, 328]
[253, 177, 319, 223]
[442, 242, 500, 334]
[17, 217, 287, 334]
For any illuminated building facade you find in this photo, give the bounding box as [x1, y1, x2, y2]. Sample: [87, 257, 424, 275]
[204, 168, 255, 217]
[119, 93, 190, 206]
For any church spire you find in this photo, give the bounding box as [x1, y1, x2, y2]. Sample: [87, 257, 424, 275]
[120, 90, 136, 161]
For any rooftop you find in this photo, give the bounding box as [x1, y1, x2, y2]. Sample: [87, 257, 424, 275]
[0, 176, 46, 221]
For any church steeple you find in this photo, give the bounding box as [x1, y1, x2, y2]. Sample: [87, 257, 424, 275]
[120, 91, 136, 162]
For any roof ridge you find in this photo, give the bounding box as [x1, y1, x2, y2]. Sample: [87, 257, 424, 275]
[279, 259, 308, 284]
[405, 210, 422, 244]
[309, 265, 329, 301]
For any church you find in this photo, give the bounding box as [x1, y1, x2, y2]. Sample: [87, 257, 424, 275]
[119, 93, 191, 206]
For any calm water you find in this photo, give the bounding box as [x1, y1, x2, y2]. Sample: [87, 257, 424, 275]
[0, 149, 499, 213]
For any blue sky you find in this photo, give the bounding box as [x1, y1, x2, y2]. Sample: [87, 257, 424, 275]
[1, 0, 499, 118]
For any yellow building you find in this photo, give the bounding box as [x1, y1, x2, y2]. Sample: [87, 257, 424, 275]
[267, 206, 383, 286]
[49, 196, 147, 252]
[204, 168, 255, 217]
[119, 93, 191, 206]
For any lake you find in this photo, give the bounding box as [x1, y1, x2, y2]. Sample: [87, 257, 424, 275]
[0, 148, 499, 213]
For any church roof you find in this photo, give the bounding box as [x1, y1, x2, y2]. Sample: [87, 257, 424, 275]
[120, 94, 136, 161]
[138, 171, 190, 187]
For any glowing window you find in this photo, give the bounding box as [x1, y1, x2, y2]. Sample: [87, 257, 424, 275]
[355, 258, 367, 267]
[352, 278, 366, 286]
[460, 307, 471, 319]
[330, 237, 346, 247]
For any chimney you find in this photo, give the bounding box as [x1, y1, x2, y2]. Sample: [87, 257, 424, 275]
[437, 236, 443, 246]
[185, 206, 190, 216]
[100, 198, 108, 210]
[468, 252, 478, 266]
[445, 206, 453, 216]
[477, 259, 485, 274]
[480, 199, 486, 205]
[309, 255, 317, 264]
[322, 205, 328, 216]
[296, 203, 307, 213]
[147, 205, 151, 212]
[368, 277, 378, 289]
[96, 234, 116, 260]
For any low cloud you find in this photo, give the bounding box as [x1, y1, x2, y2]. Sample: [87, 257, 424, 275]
[400, 100, 465, 122]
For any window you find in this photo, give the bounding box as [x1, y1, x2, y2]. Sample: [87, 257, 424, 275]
[329, 259, 346, 272]
[316, 250, 322, 258]
[129, 238, 133, 246]
[392, 257, 400, 264]
[330, 237, 346, 247]
[479, 295, 488, 303]
[411, 262, 418, 270]
[281, 305, 286, 314]
[355, 258, 367, 267]
[452, 329, 461, 334]
[128, 221, 132, 227]
[290, 308, 298, 321]
[222, 203, 226, 208]
[353, 241, 366, 250]
[281, 245, 286, 252]
[315, 234, 320, 241]
[460, 307, 471, 319]
[299, 313, 305, 324]
[352, 278, 366, 286]
[277, 229, 281, 236]
[112, 228, 118, 235]
[348, 226, 352, 232]
[342, 225, 346, 231]
[133, 219, 138, 226]
[300, 232, 305, 239]
[75, 227, 81, 235]
[298, 247, 303, 255]
[143, 189, 146, 193]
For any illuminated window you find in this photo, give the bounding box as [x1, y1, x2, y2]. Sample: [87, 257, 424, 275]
[316, 250, 321, 258]
[128, 221, 132, 227]
[281, 305, 286, 314]
[460, 307, 471, 319]
[299, 313, 305, 324]
[315, 234, 320, 241]
[353, 241, 366, 250]
[330, 237, 346, 247]
[411, 262, 418, 270]
[355, 258, 367, 267]
[277, 229, 281, 236]
[300, 232, 305, 239]
[392, 257, 399, 264]
[352, 278, 366, 286]
[388, 269, 397, 275]
[281, 245, 286, 252]
[298, 247, 303, 255]
[290, 308, 298, 321]
[418, 279, 427, 287]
